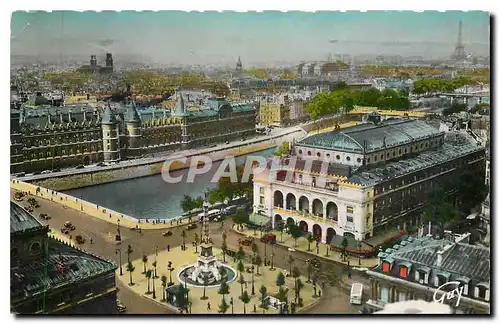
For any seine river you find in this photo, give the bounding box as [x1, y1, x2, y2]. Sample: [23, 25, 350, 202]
[65, 148, 275, 220]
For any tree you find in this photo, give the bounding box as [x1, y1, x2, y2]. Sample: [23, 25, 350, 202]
[145, 269, 152, 294]
[307, 233, 315, 251]
[287, 223, 302, 247]
[296, 279, 304, 305]
[234, 208, 249, 231]
[341, 237, 349, 262]
[238, 261, 246, 295]
[194, 233, 200, 253]
[254, 255, 262, 275]
[306, 261, 313, 283]
[241, 290, 250, 314]
[292, 267, 301, 302]
[218, 280, 230, 302]
[218, 297, 230, 314]
[276, 221, 285, 243]
[126, 244, 133, 263]
[221, 232, 228, 263]
[142, 254, 148, 274]
[126, 262, 135, 286]
[276, 272, 285, 289]
[161, 275, 167, 301]
[151, 260, 158, 278]
[251, 242, 259, 258]
[259, 285, 268, 307]
[180, 195, 194, 213]
[287, 255, 295, 274]
[236, 246, 245, 261]
[181, 230, 187, 250]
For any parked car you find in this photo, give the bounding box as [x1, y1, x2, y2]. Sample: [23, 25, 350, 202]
[117, 300, 126, 313]
[187, 223, 197, 230]
[162, 231, 173, 236]
[52, 168, 61, 172]
[39, 213, 51, 220]
[75, 165, 85, 169]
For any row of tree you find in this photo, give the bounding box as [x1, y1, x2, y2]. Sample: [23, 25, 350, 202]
[180, 166, 253, 214]
[412, 77, 480, 94]
[306, 85, 410, 120]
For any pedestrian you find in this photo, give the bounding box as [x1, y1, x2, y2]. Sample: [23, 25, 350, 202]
[318, 290, 321, 297]
[348, 272, 352, 279]
[254, 304, 257, 313]
[90, 238, 93, 244]
[167, 245, 170, 252]
[347, 260, 350, 267]
[207, 302, 211, 310]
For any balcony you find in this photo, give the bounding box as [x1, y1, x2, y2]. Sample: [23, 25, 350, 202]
[275, 179, 339, 197]
[274, 207, 338, 226]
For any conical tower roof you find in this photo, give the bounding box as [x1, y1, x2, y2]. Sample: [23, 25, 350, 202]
[101, 103, 118, 125]
[172, 93, 189, 117]
[125, 101, 141, 123]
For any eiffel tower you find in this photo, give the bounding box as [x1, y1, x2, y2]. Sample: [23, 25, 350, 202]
[451, 21, 467, 61]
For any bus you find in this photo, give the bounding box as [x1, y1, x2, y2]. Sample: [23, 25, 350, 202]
[350, 283, 363, 305]
[197, 209, 222, 222]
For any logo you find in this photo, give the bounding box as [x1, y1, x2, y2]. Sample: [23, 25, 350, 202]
[432, 281, 463, 307]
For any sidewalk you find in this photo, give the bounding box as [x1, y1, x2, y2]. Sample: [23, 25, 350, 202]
[117, 246, 318, 314]
[11, 180, 187, 230]
[234, 226, 379, 269]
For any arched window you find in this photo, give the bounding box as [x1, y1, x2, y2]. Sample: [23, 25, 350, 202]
[357, 158, 361, 163]
[316, 152, 321, 157]
[336, 155, 341, 160]
[346, 156, 351, 161]
[307, 151, 312, 156]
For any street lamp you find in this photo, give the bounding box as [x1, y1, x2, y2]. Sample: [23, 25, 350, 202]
[115, 248, 123, 276]
[251, 265, 255, 295]
[155, 245, 158, 263]
[168, 261, 174, 285]
[230, 297, 234, 314]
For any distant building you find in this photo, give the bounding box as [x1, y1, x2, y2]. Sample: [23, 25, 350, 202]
[10, 93, 256, 173]
[364, 234, 490, 314]
[78, 53, 114, 74]
[10, 202, 117, 314]
[258, 94, 290, 127]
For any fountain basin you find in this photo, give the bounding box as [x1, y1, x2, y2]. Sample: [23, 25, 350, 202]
[177, 263, 237, 288]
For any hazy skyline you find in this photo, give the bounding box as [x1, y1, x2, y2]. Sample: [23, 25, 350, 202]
[11, 11, 490, 66]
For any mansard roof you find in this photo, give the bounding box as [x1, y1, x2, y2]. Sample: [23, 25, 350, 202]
[299, 118, 443, 153]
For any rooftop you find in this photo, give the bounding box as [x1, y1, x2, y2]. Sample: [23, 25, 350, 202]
[348, 131, 483, 187]
[375, 235, 490, 284]
[299, 119, 442, 153]
[11, 238, 117, 303]
[11, 202, 46, 235]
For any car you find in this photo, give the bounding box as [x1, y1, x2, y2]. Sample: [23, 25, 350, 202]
[64, 221, 76, 230]
[52, 168, 61, 172]
[162, 231, 173, 236]
[187, 223, 197, 230]
[287, 247, 296, 252]
[41, 170, 51, 174]
[75, 165, 85, 169]
[238, 237, 254, 246]
[96, 162, 105, 167]
[225, 141, 230, 144]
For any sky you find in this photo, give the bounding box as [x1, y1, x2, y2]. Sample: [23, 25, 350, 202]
[10, 11, 490, 65]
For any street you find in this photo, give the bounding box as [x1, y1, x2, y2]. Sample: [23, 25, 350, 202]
[12, 188, 359, 314]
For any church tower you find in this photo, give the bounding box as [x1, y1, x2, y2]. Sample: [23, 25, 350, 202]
[101, 103, 120, 162]
[124, 101, 142, 157]
[236, 56, 243, 73]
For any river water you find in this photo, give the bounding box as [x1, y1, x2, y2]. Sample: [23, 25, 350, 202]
[65, 148, 275, 220]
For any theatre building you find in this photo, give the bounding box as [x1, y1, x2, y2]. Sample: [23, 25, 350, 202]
[252, 114, 485, 243]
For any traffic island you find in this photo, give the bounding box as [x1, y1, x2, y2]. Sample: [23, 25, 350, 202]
[116, 246, 317, 314]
